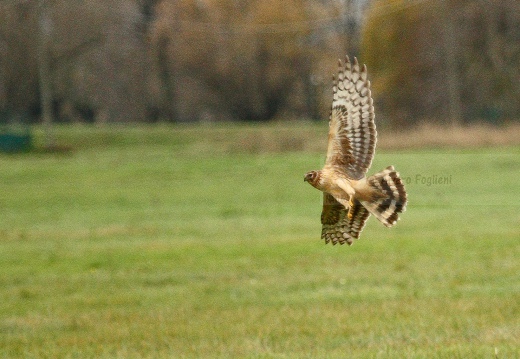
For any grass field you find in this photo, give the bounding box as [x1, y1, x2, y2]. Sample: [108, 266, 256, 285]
[1, 123, 519, 358]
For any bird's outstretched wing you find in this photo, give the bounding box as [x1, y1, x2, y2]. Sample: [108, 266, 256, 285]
[325, 56, 377, 180]
[321, 193, 370, 245]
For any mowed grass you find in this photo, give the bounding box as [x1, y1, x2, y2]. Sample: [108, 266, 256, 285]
[0, 124, 519, 358]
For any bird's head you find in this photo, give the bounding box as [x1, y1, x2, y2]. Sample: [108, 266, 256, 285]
[304, 170, 320, 187]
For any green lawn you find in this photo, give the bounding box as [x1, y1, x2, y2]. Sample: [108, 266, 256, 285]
[1, 124, 519, 358]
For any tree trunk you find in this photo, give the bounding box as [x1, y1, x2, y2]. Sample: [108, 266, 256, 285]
[442, 0, 462, 126]
[37, 0, 54, 147]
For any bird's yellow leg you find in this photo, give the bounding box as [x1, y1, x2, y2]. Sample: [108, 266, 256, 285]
[347, 197, 355, 220]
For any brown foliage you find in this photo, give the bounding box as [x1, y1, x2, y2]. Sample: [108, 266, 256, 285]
[361, 0, 520, 127]
[150, 0, 352, 122]
[1, 0, 357, 124]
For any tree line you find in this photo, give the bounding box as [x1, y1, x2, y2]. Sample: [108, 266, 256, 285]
[0, 0, 518, 127]
[363, 0, 520, 127]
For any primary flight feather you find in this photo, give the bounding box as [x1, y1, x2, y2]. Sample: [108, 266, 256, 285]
[304, 56, 408, 245]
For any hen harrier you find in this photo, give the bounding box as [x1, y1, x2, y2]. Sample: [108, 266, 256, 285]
[304, 56, 407, 245]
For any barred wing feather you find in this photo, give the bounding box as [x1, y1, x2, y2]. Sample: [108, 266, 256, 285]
[325, 56, 377, 180]
[321, 193, 371, 245]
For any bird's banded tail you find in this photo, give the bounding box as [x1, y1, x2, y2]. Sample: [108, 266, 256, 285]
[360, 166, 407, 227]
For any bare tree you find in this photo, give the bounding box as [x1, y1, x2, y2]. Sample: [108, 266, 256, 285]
[441, 0, 462, 126]
[37, 0, 54, 146]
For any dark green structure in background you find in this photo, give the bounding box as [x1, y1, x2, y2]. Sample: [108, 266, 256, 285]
[0, 111, 33, 153]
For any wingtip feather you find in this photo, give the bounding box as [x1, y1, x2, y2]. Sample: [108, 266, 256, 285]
[361, 64, 368, 82]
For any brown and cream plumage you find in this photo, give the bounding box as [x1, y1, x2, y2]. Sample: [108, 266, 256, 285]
[304, 56, 407, 245]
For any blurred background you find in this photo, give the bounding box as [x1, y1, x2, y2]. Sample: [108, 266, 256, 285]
[1, 0, 519, 129]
